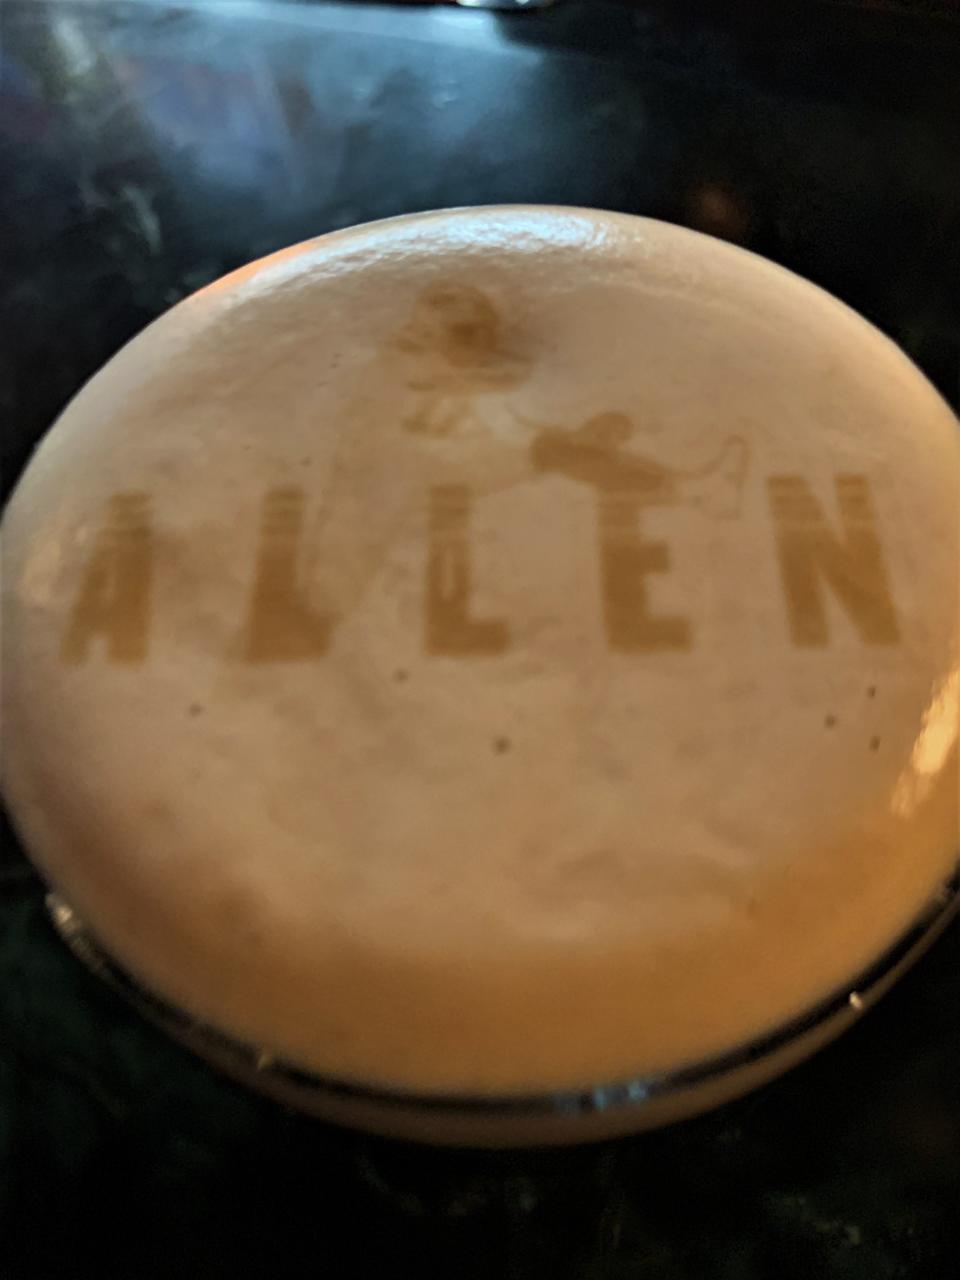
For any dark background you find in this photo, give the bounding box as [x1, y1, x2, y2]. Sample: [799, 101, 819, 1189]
[1, 2, 958, 1276]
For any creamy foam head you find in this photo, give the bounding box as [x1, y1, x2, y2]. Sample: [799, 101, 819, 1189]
[2, 207, 958, 1093]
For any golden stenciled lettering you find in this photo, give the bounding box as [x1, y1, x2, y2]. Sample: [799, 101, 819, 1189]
[61, 493, 153, 664]
[243, 488, 333, 661]
[768, 474, 900, 647]
[426, 485, 510, 655]
[60, 459, 897, 667]
[531, 414, 702, 651]
[596, 496, 692, 651]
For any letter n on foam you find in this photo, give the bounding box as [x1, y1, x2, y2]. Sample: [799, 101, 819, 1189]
[768, 475, 900, 647]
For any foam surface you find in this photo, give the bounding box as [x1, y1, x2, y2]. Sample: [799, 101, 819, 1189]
[2, 208, 957, 1091]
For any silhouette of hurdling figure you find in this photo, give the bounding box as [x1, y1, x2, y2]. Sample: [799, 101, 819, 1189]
[530, 413, 748, 518]
[530, 413, 749, 651]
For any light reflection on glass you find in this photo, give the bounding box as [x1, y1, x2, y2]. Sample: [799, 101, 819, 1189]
[891, 665, 960, 818]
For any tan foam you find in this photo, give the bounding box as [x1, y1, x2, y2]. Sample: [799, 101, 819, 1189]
[2, 207, 958, 1094]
